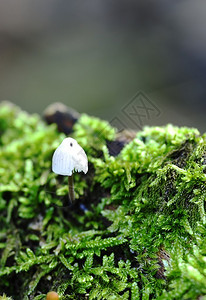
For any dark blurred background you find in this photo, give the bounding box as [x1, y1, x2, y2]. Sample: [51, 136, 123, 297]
[0, 0, 206, 132]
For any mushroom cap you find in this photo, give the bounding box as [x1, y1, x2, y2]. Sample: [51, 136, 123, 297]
[46, 291, 59, 300]
[52, 137, 88, 176]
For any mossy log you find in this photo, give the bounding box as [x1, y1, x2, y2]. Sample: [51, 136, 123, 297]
[0, 101, 206, 300]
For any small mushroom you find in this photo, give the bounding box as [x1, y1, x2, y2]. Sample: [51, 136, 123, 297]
[52, 137, 88, 203]
[46, 291, 59, 300]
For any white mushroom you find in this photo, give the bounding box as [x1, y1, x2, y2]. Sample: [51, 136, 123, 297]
[52, 137, 88, 203]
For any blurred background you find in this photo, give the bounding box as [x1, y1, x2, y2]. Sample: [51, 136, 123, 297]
[0, 0, 206, 132]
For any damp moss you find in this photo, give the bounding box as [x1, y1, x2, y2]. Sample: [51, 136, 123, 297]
[0, 102, 206, 299]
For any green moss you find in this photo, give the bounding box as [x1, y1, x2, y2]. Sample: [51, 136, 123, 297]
[0, 294, 13, 300]
[72, 113, 116, 156]
[0, 102, 206, 299]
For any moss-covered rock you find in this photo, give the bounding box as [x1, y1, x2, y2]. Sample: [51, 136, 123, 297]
[0, 102, 206, 299]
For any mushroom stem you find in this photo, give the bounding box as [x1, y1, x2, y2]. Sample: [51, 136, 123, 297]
[68, 175, 75, 203]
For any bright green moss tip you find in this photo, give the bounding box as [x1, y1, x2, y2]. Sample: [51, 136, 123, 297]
[72, 113, 116, 156]
[0, 102, 206, 299]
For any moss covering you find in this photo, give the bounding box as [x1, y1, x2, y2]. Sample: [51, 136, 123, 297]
[0, 102, 206, 300]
